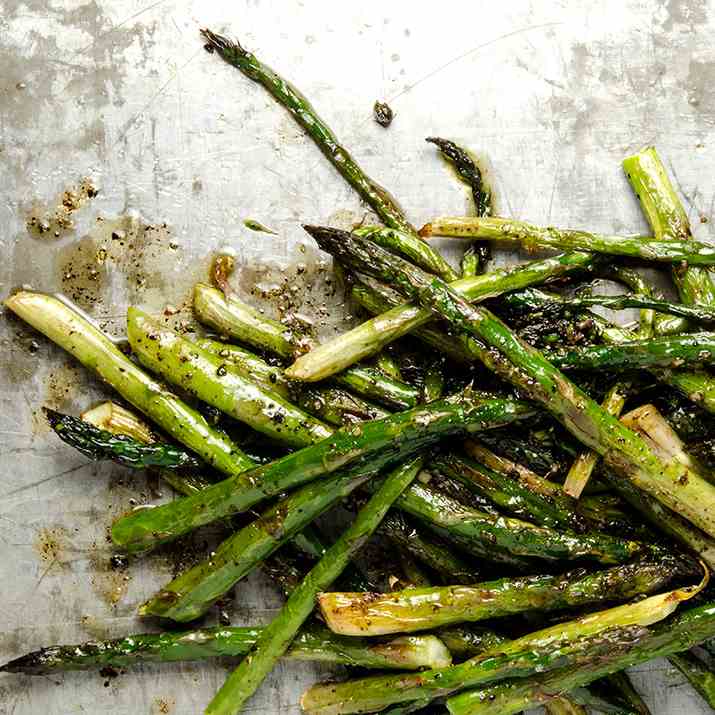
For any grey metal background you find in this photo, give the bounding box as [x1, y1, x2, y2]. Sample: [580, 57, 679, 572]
[1, 0, 714, 712]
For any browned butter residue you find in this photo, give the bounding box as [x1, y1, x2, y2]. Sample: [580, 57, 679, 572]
[89, 549, 131, 606]
[26, 178, 98, 239]
[33, 526, 71, 573]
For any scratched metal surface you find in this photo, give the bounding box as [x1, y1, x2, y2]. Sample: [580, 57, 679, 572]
[1, 0, 715, 713]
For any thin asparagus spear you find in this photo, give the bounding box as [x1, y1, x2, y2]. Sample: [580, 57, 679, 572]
[605, 265, 656, 338]
[127, 308, 332, 449]
[201, 29, 414, 235]
[295, 386, 389, 426]
[194, 283, 296, 356]
[379, 512, 480, 584]
[140, 470, 369, 621]
[111, 393, 534, 553]
[599, 672, 651, 715]
[425, 137, 492, 219]
[356, 226, 458, 282]
[195, 291, 421, 410]
[419, 215, 715, 265]
[623, 147, 715, 312]
[460, 245, 481, 278]
[549, 332, 715, 371]
[437, 450, 585, 532]
[0, 622, 450, 675]
[668, 650, 715, 709]
[563, 383, 628, 499]
[375, 351, 404, 382]
[306, 226, 715, 539]
[505, 287, 715, 326]
[318, 560, 681, 636]
[390, 478, 645, 565]
[45, 409, 200, 471]
[286, 251, 596, 380]
[301, 585, 702, 714]
[4, 291, 255, 475]
[436, 626, 508, 661]
[204, 455, 424, 715]
[446, 599, 715, 715]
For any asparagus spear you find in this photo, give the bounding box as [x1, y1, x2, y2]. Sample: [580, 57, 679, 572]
[81, 401, 157, 443]
[127, 308, 332, 449]
[505, 287, 715, 326]
[460, 245, 481, 278]
[668, 650, 715, 709]
[419, 215, 715, 265]
[0, 622, 450, 675]
[204, 455, 424, 715]
[545, 699, 586, 715]
[286, 251, 596, 380]
[305, 226, 715, 539]
[436, 626, 508, 661]
[318, 560, 681, 636]
[111, 393, 534, 553]
[4, 291, 255, 475]
[200, 29, 415, 235]
[436, 449, 585, 532]
[140, 470, 370, 621]
[295, 386, 389, 426]
[549, 332, 715, 371]
[45, 408, 200, 471]
[446, 599, 715, 715]
[300, 585, 701, 714]
[563, 383, 628, 498]
[623, 147, 715, 313]
[379, 512, 480, 585]
[390, 477, 645, 565]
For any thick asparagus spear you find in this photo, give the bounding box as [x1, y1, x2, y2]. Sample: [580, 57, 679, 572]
[379, 512, 480, 585]
[45, 409, 200, 471]
[4, 291, 255, 475]
[446, 599, 715, 715]
[140, 470, 369, 621]
[562, 384, 628, 499]
[204, 455, 424, 715]
[385, 479, 645, 565]
[195, 286, 420, 410]
[436, 450, 584, 532]
[419, 215, 715, 265]
[550, 332, 715, 371]
[668, 650, 715, 708]
[0, 623, 450, 675]
[318, 560, 681, 636]
[127, 308, 332, 449]
[305, 226, 715, 539]
[200, 29, 414, 235]
[111, 393, 534, 553]
[623, 146, 715, 312]
[286, 251, 596, 380]
[300, 585, 701, 714]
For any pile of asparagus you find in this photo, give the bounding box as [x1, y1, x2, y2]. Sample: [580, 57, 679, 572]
[6, 27, 715, 715]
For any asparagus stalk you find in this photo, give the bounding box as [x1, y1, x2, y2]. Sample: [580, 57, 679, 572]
[301, 585, 702, 714]
[389, 479, 645, 566]
[668, 650, 715, 708]
[111, 393, 534, 553]
[460, 245, 482, 278]
[425, 137, 492, 219]
[45, 409, 200, 471]
[204, 455, 424, 715]
[545, 699, 586, 715]
[305, 226, 715, 539]
[375, 351, 404, 382]
[286, 251, 596, 381]
[295, 386, 389, 426]
[127, 308, 332, 449]
[0, 622, 450, 675]
[4, 291, 255, 475]
[379, 512, 480, 585]
[550, 332, 715, 371]
[201, 29, 415, 235]
[81, 401, 157, 443]
[446, 599, 715, 715]
[436, 626, 508, 661]
[356, 226, 457, 282]
[438, 449, 585, 532]
[419, 215, 715, 265]
[623, 146, 715, 310]
[333, 365, 418, 410]
[563, 383, 628, 499]
[605, 265, 656, 338]
[505, 287, 715, 326]
[318, 560, 681, 636]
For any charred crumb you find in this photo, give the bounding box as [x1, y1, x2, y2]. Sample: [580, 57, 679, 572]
[373, 101, 394, 128]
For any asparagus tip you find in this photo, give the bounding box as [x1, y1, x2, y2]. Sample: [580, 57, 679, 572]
[200, 28, 245, 57]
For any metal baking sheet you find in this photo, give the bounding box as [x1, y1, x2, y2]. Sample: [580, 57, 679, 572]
[2, 0, 715, 712]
